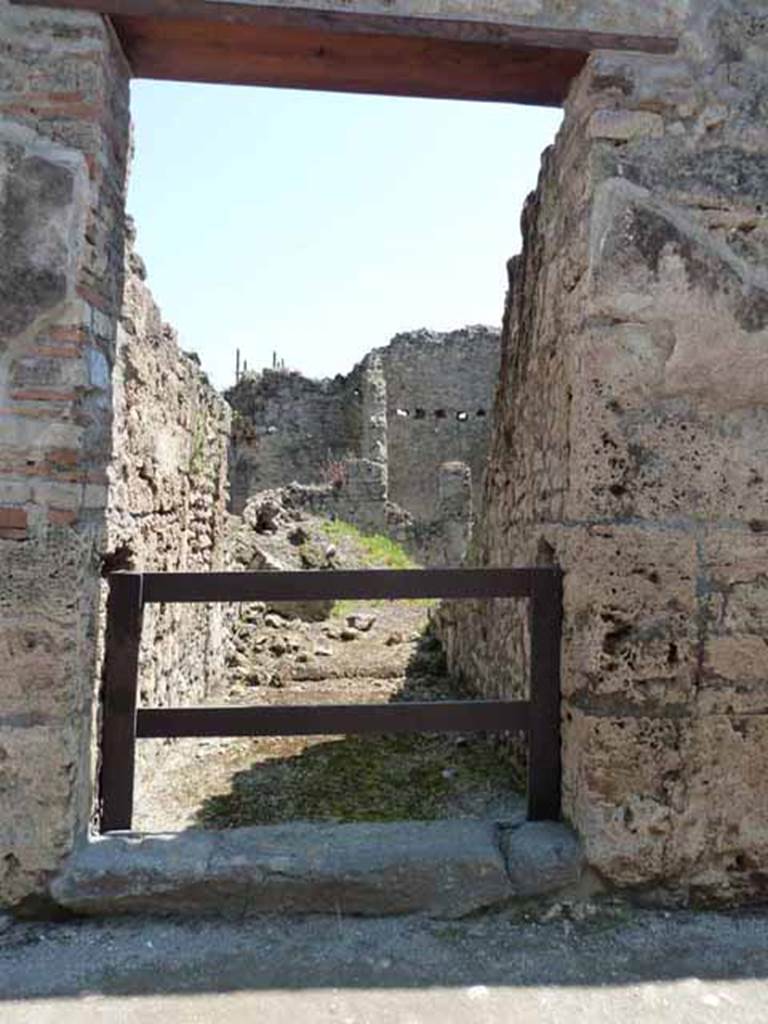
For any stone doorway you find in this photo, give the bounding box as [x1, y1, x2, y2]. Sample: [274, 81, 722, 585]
[3, 0, 768, 912]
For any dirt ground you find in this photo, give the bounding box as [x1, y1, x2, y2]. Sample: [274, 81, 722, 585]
[134, 501, 525, 832]
[134, 600, 525, 832]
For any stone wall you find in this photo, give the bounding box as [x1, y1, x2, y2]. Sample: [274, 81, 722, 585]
[226, 326, 500, 547]
[185, 0, 688, 38]
[227, 368, 363, 514]
[439, 1, 768, 903]
[0, 1, 130, 907]
[4, 0, 768, 913]
[105, 225, 232, 714]
[378, 327, 499, 522]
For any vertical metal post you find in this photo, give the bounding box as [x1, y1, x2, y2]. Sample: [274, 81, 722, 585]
[99, 572, 143, 832]
[527, 568, 563, 821]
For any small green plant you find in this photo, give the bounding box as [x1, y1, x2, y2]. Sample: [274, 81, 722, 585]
[320, 520, 434, 615]
[321, 520, 416, 569]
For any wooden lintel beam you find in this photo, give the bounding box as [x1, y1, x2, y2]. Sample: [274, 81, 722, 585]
[9, 0, 679, 56]
[102, 14, 591, 104]
[9, 0, 678, 103]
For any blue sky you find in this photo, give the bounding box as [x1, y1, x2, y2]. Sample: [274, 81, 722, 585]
[127, 82, 562, 391]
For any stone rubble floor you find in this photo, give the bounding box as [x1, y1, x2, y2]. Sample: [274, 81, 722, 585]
[134, 601, 525, 832]
[3, 907, 768, 1022]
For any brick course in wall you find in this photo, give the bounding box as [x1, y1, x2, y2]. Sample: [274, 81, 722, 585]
[0, 0, 130, 906]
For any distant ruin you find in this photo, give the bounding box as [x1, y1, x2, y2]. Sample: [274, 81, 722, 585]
[226, 326, 500, 565]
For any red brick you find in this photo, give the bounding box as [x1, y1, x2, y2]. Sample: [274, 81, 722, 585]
[76, 283, 113, 313]
[0, 508, 27, 530]
[1, 97, 105, 121]
[49, 326, 88, 344]
[0, 406, 72, 421]
[46, 448, 80, 468]
[10, 388, 77, 403]
[29, 346, 82, 359]
[48, 508, 78, 526]
[0, 507, 28, 541]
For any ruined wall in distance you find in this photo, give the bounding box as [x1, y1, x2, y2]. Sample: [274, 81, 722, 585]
[226, 369, 364, 514]
[226, 327, 499, 536]
[378, 327, 499, 522]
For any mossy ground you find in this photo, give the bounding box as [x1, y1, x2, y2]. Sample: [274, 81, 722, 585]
[197, 730, 522, 828]
[321, 520, 418, 570]
[196, 629, 525, 829]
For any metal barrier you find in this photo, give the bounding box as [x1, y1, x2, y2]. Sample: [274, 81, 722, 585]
[99, 567, 563, 832]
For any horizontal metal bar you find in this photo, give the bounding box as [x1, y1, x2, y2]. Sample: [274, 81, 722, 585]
[137, 568, 551, 604]
[136, 700, 530, 738]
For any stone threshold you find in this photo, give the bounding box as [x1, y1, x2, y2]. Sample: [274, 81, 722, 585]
[50, 819, 584, 919]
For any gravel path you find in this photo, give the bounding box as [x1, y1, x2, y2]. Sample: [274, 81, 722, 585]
[3, 908, 768, 1021]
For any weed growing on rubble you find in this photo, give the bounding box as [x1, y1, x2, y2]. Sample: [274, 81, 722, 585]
[321, 520, 416, 570]
[320, 520, 435, 617]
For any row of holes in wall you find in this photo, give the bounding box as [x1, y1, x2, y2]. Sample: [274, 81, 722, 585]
[259, 408, 487, 434]
[395, 408, 486, 421]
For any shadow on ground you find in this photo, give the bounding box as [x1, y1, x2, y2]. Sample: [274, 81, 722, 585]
[2, 908, 768, 1001]
[196, 628, 526, 828]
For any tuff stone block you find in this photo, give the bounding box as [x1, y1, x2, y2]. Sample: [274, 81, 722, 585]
[439, 0, 768, 902]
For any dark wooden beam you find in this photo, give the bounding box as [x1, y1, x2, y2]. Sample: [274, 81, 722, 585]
[10, 0, 677, 103]
[109, 15, 586, 103]
[139, 568, 541, 604]
[136, 700, 531, 738]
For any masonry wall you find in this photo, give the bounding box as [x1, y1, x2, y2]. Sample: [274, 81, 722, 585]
[378, 327, 499, 522]
[206, 0, 688, 38]
[227, 369, 363, 514]
[106, 228, 232, 713]
[439, 1, 768, 903]
[226, 327, 499, 528]
[3, 0, 768, 912]
[0, 1, 130, 906]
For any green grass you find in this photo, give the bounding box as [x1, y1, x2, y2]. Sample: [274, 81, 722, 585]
[321, 520, 418, 570]
[320, 520, 434, 616]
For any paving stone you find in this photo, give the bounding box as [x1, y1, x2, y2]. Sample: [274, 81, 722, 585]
[500, 822, 585, 897]
[50, 821, 514, 919]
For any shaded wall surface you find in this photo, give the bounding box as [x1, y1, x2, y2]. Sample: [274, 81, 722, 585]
[439, 0, 768, 903]
[106, 229, 232, 714]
